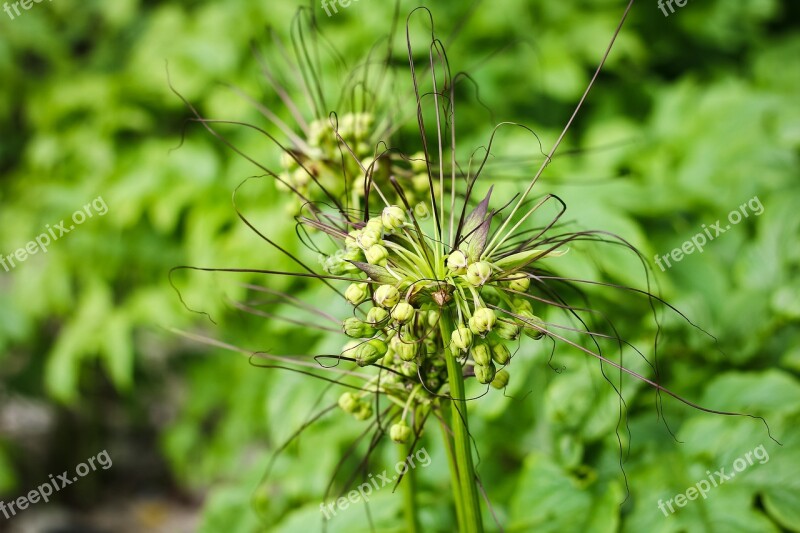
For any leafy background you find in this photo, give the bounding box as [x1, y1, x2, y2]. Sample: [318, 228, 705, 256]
[0, 0, 798, 531]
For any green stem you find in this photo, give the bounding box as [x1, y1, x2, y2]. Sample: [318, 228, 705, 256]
[440, 314, 484, 533]
[439, 402, 465, 528]
[399, 443, 421, 533]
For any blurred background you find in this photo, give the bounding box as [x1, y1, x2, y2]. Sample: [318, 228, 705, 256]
[1, 0, 798, 531]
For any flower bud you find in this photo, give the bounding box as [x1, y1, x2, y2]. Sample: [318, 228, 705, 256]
[374, 285, 400, 308]
[366, 217, 384, 234]
[391, 302, 415, 324]
[341, 340, 360, 356]
[366, 307, 389, 325]
[342, 246, 364, 265]
[345, 229, 361, 251]
[345, 283, 369, 305]
[451, 327, 473, 351]
[400, 361, 418, 377]
[469, 307, 497, 335]
[427, 310, 440, 328]
[321, 253, 349, 275]
[494, 320, 520, 341]
[466, 261, 493, 286]
[391, 335, 418, 361]
[491, 369, 510, 389]
[353, 402, 373, 421]
[354, 339, 388, 366]
[471, 343, 492, 366]
[414, 201, 430, 220]
[390, 420, 412, 443]
[409, 152, 427, 173]
[518, 310, 546, 340]
[381, 347, 395, 368]
[338, 392, 360, 413]
[382, 206, 406, 232]
[512, 298, 533, 315]
[446, 250, 468, 274]
[491, 342, 511, 365]
[474, 362, 496, 384]
[506, 272, 530, 292]
[357, 229, 380, 250]
[365, 244, 389, 265]
[343, 317, 377, 338]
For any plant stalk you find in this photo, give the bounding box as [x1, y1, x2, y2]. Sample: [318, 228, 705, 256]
[439, 403, 465, 528]
[440, 314, 484, 533]
[399, 443, 421, 533]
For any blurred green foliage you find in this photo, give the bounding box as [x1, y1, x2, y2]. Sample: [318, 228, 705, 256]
[1, 0, 798, 531]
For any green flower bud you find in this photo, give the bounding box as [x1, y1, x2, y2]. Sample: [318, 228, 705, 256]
[491, 342, 511, 365]
[354, 339, 388, 366]
[381, 352, 394, 366]
[507, 272, 531, 292]
[341, 340, 360, 356]
[451, 327, 473, 351]
[356, 113, 373, 138]
[414, 201, 431, 220]
[482, 290, 501, 306]
[471, 343, 492, 366]
[320, 253, 349, 275]
[494, 320, 520, 341]
[382, 206, 406, 232]
[466, 261, 493, 287]
[391, 335, 418, 361]
[390, 420, 412, 443]
[291, 167, 311, 187]
[365, 217, 384, 235]
[309, 119, 333, 147]
[446, 250, 468, 274]
[491, 369, 510, 389]
[469, 307, 497, 335]
[338, 392, 360, 413]
[517, 310, 546, 340]
[365, 244, 389, 265]
[427, 309, 440, 328]
[353, 402, 373, 421]
[512, 297, 533, 315]
[400, 361, 418, 377]
[345, 283, 369, 305]
[474, 362, 496, 384]
[345, 229, 361, 251]
[409, 152, 427, 173]
[366, 307, 389, 325]
[280, 151, 298, 170]
[357, 229, 381, 250]
[391, 302, 415, 323]
[374, 285, 400, 308]
[343, 317, 377, 338]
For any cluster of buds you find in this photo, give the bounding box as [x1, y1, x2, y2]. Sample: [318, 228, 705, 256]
[337, 391, 374, 421]
[277, 112, 381, 214]
[330, 202, 553, 433]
